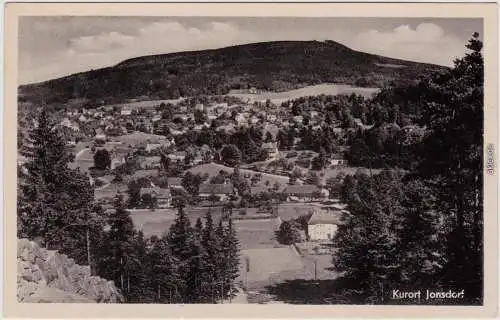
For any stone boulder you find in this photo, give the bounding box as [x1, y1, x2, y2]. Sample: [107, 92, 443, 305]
[17, 238, 124, 303]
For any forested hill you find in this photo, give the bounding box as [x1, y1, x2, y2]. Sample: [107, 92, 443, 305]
[18, 40, 446, 106]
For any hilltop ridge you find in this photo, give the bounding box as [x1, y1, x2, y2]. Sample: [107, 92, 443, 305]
[18, 40, 445, 106]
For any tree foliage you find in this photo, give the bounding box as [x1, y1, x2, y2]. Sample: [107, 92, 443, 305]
[333, 34, 484, 304]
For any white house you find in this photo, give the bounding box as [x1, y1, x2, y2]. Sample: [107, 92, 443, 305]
[111, 156, 126, 170]
[95, 133, 107, 142]
[170, 129, 186, 136]
[235, 113, 248, 125]
[139, 187, 171, 208]
[60, 117, 72, 127]
[121, 108, 133, 116]
[145, 143, 162, 153]
[310, 111, 319, 118]
[330, 158, 348, 166]
[167, 151, 187, 162]
[293, 115, 303, 124]
[307, 210, 343, 241]
[249, 116, 259, 125]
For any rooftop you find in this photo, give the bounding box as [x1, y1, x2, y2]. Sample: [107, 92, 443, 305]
[308, 209, 344, 225]
[139, 187, 171, 198]
[199, 183, 234, 195]
[283, 185, 320, 195]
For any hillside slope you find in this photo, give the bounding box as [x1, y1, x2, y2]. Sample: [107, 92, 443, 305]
[18, 40, 445, 106]
[17, 238, 123, 303]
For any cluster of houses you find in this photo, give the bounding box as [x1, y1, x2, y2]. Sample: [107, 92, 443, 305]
[49, 95, 358, 169]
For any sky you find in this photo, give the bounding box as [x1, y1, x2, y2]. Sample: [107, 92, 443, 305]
[18, 17, 483, 85]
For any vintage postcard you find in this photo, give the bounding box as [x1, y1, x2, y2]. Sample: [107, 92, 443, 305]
[3, 2, 498, 319]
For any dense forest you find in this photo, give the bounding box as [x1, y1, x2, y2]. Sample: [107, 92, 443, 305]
[18, 40, 444, 106]
[333, 33, 483, 304]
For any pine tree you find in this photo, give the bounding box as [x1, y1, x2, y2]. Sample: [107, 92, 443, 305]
[194, 217, 204, 241]
[333, 171, 405, 303]
[18, 108, 97, 260]
[221, 218, 240, 301]
[416, 33, 484, 303]
[97, 195, 136, 301]
[166, 205, 194, 302]
[147, 235, 181, 303]
[126, 231, 155, 303]
[398, 180, 445, 289]
[53, 173, 103, 266]
[186, 234, 208, 303]
[201, 212, 220, 303]
[213, 219, 227, 303]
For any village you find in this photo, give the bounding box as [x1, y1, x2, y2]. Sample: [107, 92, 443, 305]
[17, 91, 381, 302]
[14, 14, 485, 308]
[19, 87, 394, 302]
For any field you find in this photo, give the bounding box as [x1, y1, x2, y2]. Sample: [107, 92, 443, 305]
[94, 182, 128, 200]
[129, 206, 281, 247]
[104, 98, 184, 110]
[110, 132, 167, 146]
[233, 218, 282, 250]
[187, 163, 289, 190]
[129, 207, 226, 238]
[238, 246, 305, 289]
[127, 204, 335, 293]
[69, 148, 93, 173]
[321, 167, 383, 180]
[277, 203, 316, 222]
[227, 84, 380, 104]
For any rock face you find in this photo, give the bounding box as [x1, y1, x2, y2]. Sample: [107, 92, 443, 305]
[17, 238, 124, 303]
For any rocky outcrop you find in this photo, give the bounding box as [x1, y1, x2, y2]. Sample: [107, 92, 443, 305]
[17, 238, 124, 303]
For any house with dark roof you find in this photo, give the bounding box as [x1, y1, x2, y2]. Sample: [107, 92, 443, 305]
[307, 209, 344, 241]
[139, 187, 171, 208]
[282, 185, 321, 202]
[250, 186, 269, 196]
[199, 183, 235, 201]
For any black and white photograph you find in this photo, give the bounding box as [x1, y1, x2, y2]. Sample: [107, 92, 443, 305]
[5, 2, 498, 316]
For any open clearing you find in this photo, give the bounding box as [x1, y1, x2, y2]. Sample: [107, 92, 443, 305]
[187, 162, 289, 190]
[130, 207, 225, 238]
[111, 132, 167, 146]
[104, 98, 185, 110]
[227, 84, 380, 104]
[238, 246, 305, 289]
[234, 218, 282, 250]
[130, 207, 281, 249]
[321, 167, 383, 179]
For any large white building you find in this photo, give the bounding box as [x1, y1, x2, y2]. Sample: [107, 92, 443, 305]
[307, 210, 344, 241]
